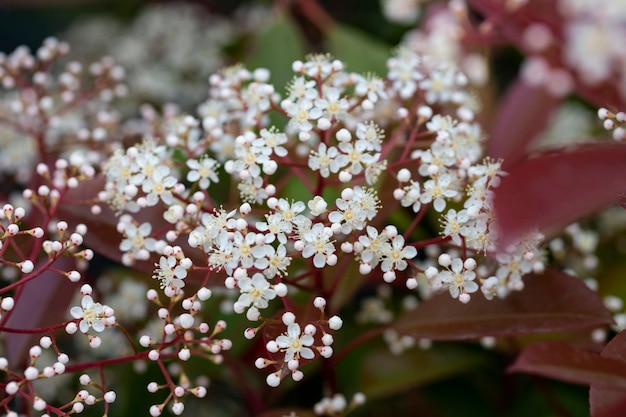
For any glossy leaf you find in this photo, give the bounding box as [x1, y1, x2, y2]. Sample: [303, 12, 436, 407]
[493, 143, 626, 246]
[508, 340, 626, 389]
[486, 78, 561, 165]
[590, 331, 626, 417]
[55, 176, 121, 261]
[340, 343, 490, 399]
[326, 24, 390, 76]
[247, 14, 307, 93]
[393, 270, 612, 340]
[57, 175, 170, 273]
[4, 257, 80, 366]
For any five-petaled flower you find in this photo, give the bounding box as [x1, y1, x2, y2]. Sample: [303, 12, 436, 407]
[276, 323, 315, 362]
[70, 295, 105, 333]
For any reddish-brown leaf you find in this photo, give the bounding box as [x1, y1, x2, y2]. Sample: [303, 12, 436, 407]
[56, 176, 123, 262]
[508, 340, 626, 389]
[4, 257, 80, 366]
[493, 143, 626, 246]
[590, 331, 626, 417]
[393, 270, 611, 340]
[486, 78, 561, 166]
[57, 175, 174, 274]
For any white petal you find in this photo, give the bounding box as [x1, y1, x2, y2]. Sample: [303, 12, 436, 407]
[300, 347, 314, 360]
[91, 320, 105, 332]
[70, 306, 84, 319]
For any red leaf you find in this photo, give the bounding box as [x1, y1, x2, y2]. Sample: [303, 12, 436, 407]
[57, 175, 172, 274]
[56, 176, 122, 262]
[487, 78, 561, 166]
[4, 257, 80, 366]
[393, 270, 611, 340]
[508, 340, 626, 389]
[590, 331, 626, 417]
[493, 143, 626, 246]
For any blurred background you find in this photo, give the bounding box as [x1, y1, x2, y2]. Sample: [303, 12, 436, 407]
[1, 1, 624, 416]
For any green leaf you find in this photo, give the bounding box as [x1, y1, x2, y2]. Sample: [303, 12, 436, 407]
[338, 341, 490, 400]
[247, 14, 307, 94]
[257, 409, 315, 417]
[326, 23, 390, 75]
[392, 270, 612, 340]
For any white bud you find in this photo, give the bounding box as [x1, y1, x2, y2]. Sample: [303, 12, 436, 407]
[197, 287, 212, 300]
[266, 372, 281, 387]
[104, 391, 116, 403]
[328, 315, 343, 330]
[148, 350, 160, 361]
[140, 335, 152, 347]
[20, 260, 34, 273]
[39, 336, 52, 349]
[397, 168, 411, 182]
[336, 128, 352, 142]
[1, 297, 14, 311]
[282, 312, 296, 325]
[438, 253, 452, 267]
[274, 283, 288, 297]
[313, 297, 326, 309]
[24, 366, 39, 380]
[89, 336, 101, 348]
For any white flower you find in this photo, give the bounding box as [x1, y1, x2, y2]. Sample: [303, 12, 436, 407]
[438, 258, 478, 299]
[401, 181, 422, 212]
[232, 231, 270, 269]
[119, 222, 157, 259]
[338, 141, 376, 175]
[235, 273, 276, 311]
[381, 235, 416, 272]
[283, 99, 322, 132]
[359, 226, 391, 268]
[354, 75, 388, 105]
[208, 239, 237, 274]
[186, 157, 219, 189]
[256, 213, 290, 245]
[495, 252, 533, 285]
[275, 199, 306, 223]
[420, 174, 458, 212]
[314, 88, 349, 122]
[286, 76, 317, 101]
[328, 202, 363, 234]
[441, 209, 469, 245]
[302, 223, 335, 268]
[255, 128, 288, 157]
[355, 121, 384, 151]
[275, 323, 315, 362]
[308, 143, 348, 177]
[387, 47, 425, 99]
[142, 165, 177, 206]
[259, 244, 291, 278]
[419, 63, 467, 105]
[152, 256, 187, 291]
[70, 295, 106, 333]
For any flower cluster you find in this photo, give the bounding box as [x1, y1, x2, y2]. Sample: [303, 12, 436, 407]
[2, 1, 622, 412]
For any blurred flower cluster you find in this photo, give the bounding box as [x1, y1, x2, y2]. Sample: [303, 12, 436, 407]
[1, 1, 626, 416]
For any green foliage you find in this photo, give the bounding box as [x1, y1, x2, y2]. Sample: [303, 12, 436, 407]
[326, 24, 390, 76]
[247, 14, 307, 95]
